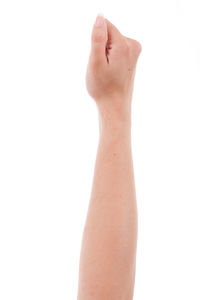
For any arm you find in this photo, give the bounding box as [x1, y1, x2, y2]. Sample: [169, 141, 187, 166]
[77, 15, 141, 300]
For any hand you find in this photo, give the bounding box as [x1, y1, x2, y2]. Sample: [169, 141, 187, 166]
[86, 15, 141, 121]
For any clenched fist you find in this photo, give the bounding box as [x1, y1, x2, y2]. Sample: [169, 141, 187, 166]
[86, 15, 141, 122]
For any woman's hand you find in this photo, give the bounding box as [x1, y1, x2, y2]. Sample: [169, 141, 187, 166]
[86, 15, 141, 122]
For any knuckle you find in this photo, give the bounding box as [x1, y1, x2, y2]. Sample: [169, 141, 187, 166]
[125, 37, 142, 56]
[131, 39, 142, 55]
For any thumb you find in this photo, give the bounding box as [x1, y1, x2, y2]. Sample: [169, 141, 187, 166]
[91, 14, 108, 63]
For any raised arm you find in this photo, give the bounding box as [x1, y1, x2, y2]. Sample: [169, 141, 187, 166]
[77, 15, 141, 300]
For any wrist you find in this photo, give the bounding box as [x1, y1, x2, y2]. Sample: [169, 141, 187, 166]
[97, 95, 131, 121]
[98, 106, 132, 139]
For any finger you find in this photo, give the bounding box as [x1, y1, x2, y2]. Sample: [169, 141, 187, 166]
[105, 19, 122, 43]
[90, 14, 108, 64]
[104, 19, 124, 62]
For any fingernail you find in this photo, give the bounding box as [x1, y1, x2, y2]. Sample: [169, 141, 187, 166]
[94, 14, 105, 27]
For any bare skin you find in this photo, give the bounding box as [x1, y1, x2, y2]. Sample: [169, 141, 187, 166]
[77, 15, 141, 300]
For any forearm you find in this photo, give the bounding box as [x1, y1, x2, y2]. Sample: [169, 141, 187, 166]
[78, 14, 141, 300]
[78, 107, 138, 300]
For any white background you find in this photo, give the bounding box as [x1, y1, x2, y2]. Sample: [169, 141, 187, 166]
[0, 0, 200, 299]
